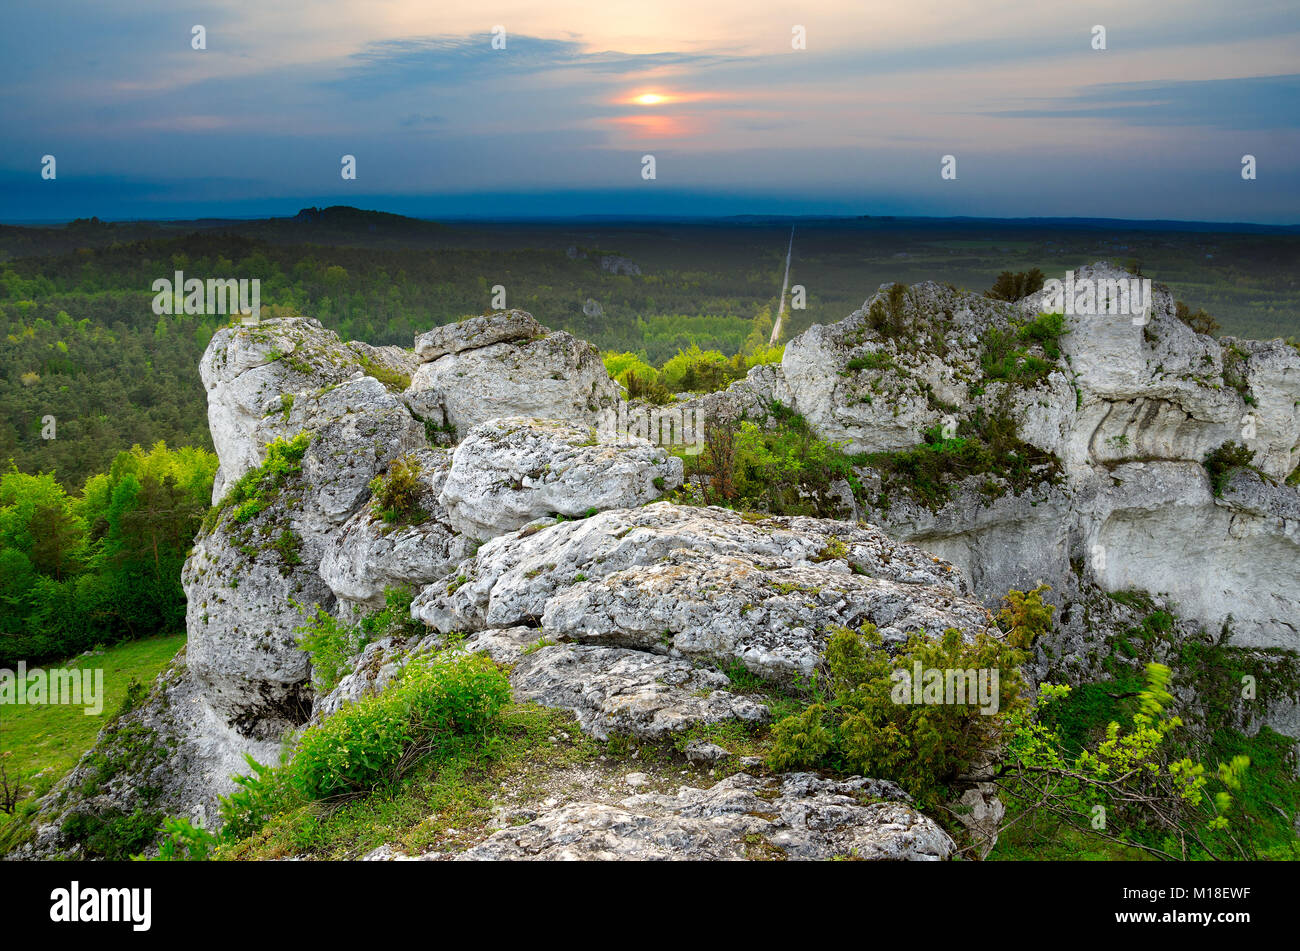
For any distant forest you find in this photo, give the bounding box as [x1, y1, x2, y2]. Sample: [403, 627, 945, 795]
[3, 208, 1298, 488]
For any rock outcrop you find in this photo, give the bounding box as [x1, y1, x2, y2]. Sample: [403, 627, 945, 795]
[24, 272, 1297, 860]
[712, 263, 1300, 658]
[406, 313, 620, 437]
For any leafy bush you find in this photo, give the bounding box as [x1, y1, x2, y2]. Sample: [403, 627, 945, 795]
[862, 402, 1063, 511]
[979, 313, 1064, 383]
[1000, 664, 1256, 860]
[681, 401, 859, 516]
[766, 587, 1046, 810]
[295, 585, 424, 691]
[286, 650, 511, 801]
[1175, 300, 1221, 337]
[985, 269, 1046, 302]
[369, 454, 426, 525]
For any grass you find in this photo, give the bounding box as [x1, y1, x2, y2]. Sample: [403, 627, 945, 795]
[218, 702, 604, 860]
[0, 633, 185, 785]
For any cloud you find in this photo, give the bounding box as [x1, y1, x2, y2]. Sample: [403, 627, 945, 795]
[983, 74, 1300, 130]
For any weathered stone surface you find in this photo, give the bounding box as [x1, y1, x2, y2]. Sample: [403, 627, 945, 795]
[415, 310, 544, 362]
[700, 264, 1300, 659]
[413, 503, 988, 684]
[404, 326, 621, 437]
[319, 448, 474, 612]
[438, 417, 683, 540]
[200, 316, 360, 502]
[185, 378, 426, 738]
[506, 641, 769, 740]
[541, 551, 992, 683]
[455, 772, 955, 861]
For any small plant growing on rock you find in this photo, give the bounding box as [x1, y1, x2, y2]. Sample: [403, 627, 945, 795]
[1202, 441, 1255, 497]
[369, 454, 426, 525]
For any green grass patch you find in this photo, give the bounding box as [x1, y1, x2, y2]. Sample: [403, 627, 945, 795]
[0, 632, 184, 786]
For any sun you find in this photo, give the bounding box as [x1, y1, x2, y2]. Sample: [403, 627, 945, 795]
[634, 93, 666, 105]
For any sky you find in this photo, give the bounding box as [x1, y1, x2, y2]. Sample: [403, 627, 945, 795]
[1, 0, 1298, 222]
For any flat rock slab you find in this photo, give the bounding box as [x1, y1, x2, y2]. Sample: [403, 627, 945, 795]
[415, 310, 544, 362]
[453, 772, 955, 861]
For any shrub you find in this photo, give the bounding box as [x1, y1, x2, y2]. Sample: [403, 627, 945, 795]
[765, 586, 1048, 810]
[295, 586, 423, 691]
[861, 403, 1062, 511]
[1203, 441, 1255, 496]
[985, 269, 1046, 302]
[369, 454, 426, 525]
[1175, 301, 1221, 337]
[287, 651, 510, 801]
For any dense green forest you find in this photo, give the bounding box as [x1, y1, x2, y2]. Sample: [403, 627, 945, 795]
[0, 443, 215, 666]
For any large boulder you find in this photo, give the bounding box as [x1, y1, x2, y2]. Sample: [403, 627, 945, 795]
[415, 310, 544, 361]
[438, 417, 684, 540]
[404, 319, 622, 437]
[414, 503, 993, 685]
[199, 315, 417, 502]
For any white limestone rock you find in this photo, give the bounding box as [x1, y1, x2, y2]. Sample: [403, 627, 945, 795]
[438, 417, 684, 540]
[414, 310, 545, 361]
[404, 324, 621, 437]
[454, 772, 955, 861]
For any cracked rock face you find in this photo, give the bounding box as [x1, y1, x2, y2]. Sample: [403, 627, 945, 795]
[414, 503, 989, 686]
[199, 315, 416, 503]
[185, 375, 426, 737]
[319, 448, 475, 613]
[463, 626, 768, 740]
[711, 263, 1300, 658]
[438, 417, 684, 540]
[404, 323, 622, 436]
[414, 310, 544, 361]
[454, 772, 955, 861]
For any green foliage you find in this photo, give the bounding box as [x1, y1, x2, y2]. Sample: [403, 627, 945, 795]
[1001, 663, 1259, 860]
[985, 268, 1046, 302]
[0, 443, 215, 666]
[603, 351, 671, 403]
[369, 453, 426, 525]
[272, 528, 302, 574]
[681, 401, 858, 516]
[1203, 441, 1255, 496]
[288, 651, 508, 800]
[208, 432, 311, 529]
[861, 403, 1062, 511]
[61, 806, 164, 860]
[845, 351, 891, 372]
[295, 585, 423, 691]
[766, 586, 1049, 811]
[979, 312, 1064, 383]
[1175, 300, 1221, 337]
[148, 816, 220, 861]
[357, 355, 410, 393]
